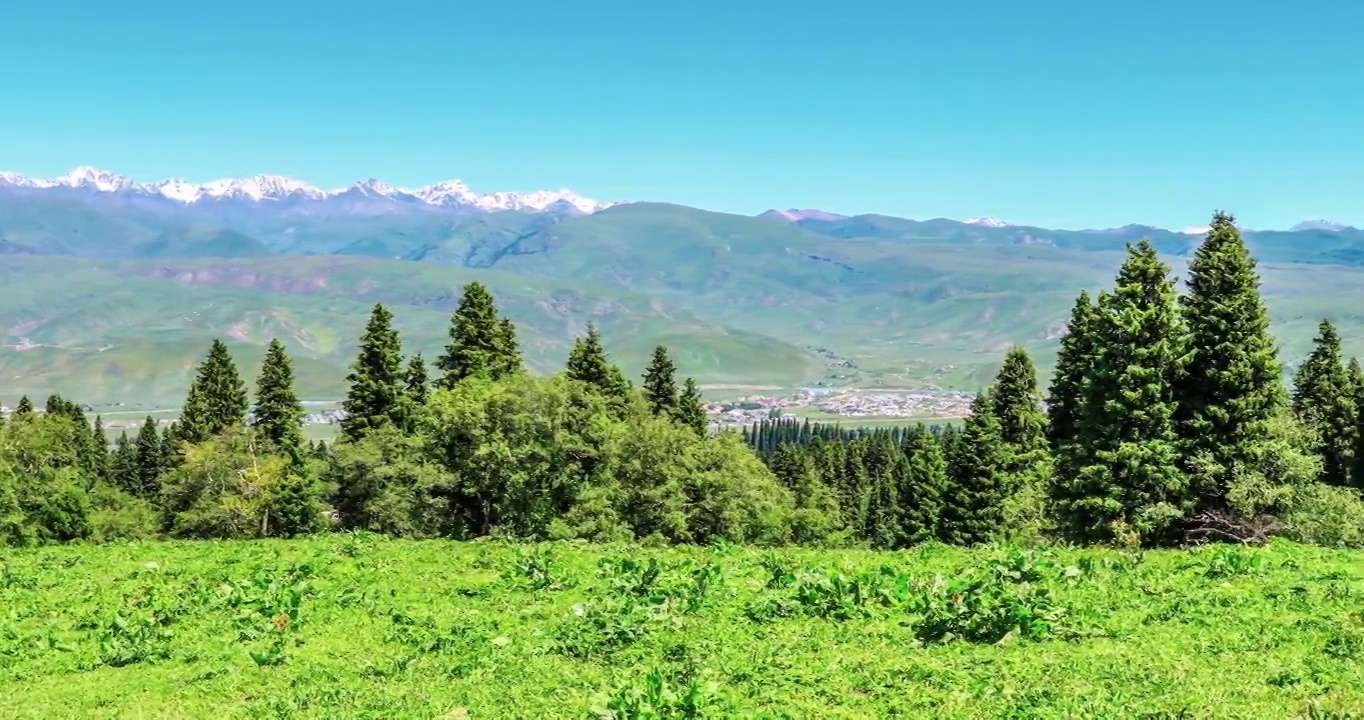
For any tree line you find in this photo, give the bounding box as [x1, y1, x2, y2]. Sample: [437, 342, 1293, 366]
[4, 211, 1364, 548]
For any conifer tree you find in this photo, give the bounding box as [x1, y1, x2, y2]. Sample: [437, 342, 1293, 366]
[91, 415, 108, 480]
[1176, 211, 1285, 504]
[134, 416, 164, 499]
[642, 345, 680, 416]
[941, 392, 1006, 545]
[1046, 291, 1097, 461]
[1059, 241, 1187, 544]
[1292, 319, 1355, 486]
[177, 339, 248, 444]
[13, 395, 32, 419]
[341, 304, 406, 441]
[252, 338, 304, 452]
[565, 323, 631, 406]
[899, 425, 948, 544]
[436, 282, 522, 389]
[991, 346, 1048, 479]
[674, 377, 708, 435]
[1352, 359, 1364, 487]
[405, 353, 430, 407]
[111, 431, 138, 494]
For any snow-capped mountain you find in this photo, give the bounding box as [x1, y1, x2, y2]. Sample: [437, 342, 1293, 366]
[1181, 225, 1212, 235]
[1291, 219, 1355, 232]
[0, 166, 618, 214]
[963, 217, 1011, 228]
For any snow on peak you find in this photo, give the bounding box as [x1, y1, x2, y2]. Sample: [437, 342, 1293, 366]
[1182, 225, 1212, 235]
[347, 179, 409, 199]
[153, 179, 203, 203]
[57, 166, 135, 192]
[963, 217, 1011, 228]
[202, 175, 324, 201]
[0, 172, 55, 189]
[1291, 219, 1350, 232]
[0, 166, 619, 214]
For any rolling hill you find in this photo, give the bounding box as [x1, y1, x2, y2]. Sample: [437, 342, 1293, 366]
[2, 179, 1363, 409]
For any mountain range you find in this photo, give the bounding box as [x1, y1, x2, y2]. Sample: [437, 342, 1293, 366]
[3, 165, 1364, 409]
[0, 167, 617, 214]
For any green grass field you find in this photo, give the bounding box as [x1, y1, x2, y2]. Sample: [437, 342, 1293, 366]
[4, 535, 1364, 718]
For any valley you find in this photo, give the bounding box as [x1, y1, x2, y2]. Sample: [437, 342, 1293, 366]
[3, 170, 1364, 408]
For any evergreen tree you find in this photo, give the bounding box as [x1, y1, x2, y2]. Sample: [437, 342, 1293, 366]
[341, 304, 406, 441]
[899, 425, 948, 544]
[111, 432, 138, 494]
[564, 323, 631, 406]
[177, 339, 248, 444]
[1292, 319, 1355, 486]
[435, 282, 522, 389]
[1352, 359, 1364, 487]
[1046, 291, 1098, 461]
[14, 396, 32, 419]
[991, 346, 1048, 478]
[642, 345, 680, 416]
[91, 415, 108, 480]
[1059, 241, 1187, 544]
[1176, 211, 1286, 505]
[133, 416, 164, 499]
[252, 338, 304, 452]
[674, 377, 708, 435]
[941, 392, 1006, 545]
[405, 353, 430, 407]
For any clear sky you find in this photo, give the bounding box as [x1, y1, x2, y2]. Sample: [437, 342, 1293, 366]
[3, 1, 1363, 229]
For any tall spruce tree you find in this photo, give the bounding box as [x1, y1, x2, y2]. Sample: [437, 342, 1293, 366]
[674, 377, 708, 435]
[1351, 359, 1364, 487]
[564, 323, 631, 406]
[1059, 240, 1187, 544]
[13, 395, 32, 418]
[133, 416, 164, 499]
[991, 346, 1048, 479]
[1292, 319, 1355, 486]
[1046, 291, 1098, 456]
[899, 425, 948, 544]
[177, 339, 249, 444]
[642, 345, 680, 416]
[1175, 211, 1285, 505]
[941, 392, 1006, 545]
[405, 353, 430, 407]
[252, 338, 304, 452]
[435, 282, 522, 389]
[341, 304, 406, 441]
[111, 432, 138, 495]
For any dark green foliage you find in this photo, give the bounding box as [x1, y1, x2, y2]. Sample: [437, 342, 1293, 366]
[1176, 211, 1286, 505]
[899, 426, 948, 544]
[133, 417, 164, 500]
[1057, 241, 1188, 545]
[991, 346, 1048, 479]
[1351, 359, 1364, 488]
[110, 432, 137, 495]
[252, 338, 304, 453]
[942, 392, 1006, 545]
[674, 378, 708, 435]
[435, 282, 522, 389]
[1047, 291, 1097, 474]
[642, 346, 679, 417]
[341, 304, 406, 441]
[405, 353, 430, 407]
[14, 396, 33, 418]
[1293, 320, 1356, 487]
[176, 339, 249, 445]
[564, 323, 631, 408]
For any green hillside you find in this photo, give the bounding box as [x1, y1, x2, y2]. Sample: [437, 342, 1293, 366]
[5, 537, 1364, 717]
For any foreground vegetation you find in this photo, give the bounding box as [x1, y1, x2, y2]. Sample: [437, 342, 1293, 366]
[5, 536, 1364, 717]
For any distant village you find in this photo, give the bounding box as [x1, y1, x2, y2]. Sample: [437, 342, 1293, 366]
[707, 388, 976, 427]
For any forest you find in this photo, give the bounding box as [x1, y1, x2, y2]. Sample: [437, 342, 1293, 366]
[3, 211, 1364, 552]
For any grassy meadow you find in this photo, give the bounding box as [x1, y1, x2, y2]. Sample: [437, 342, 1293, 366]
[4, 535, 1364, 718]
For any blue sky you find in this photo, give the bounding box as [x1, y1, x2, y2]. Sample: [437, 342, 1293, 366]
[3, 1, 1362, 229]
